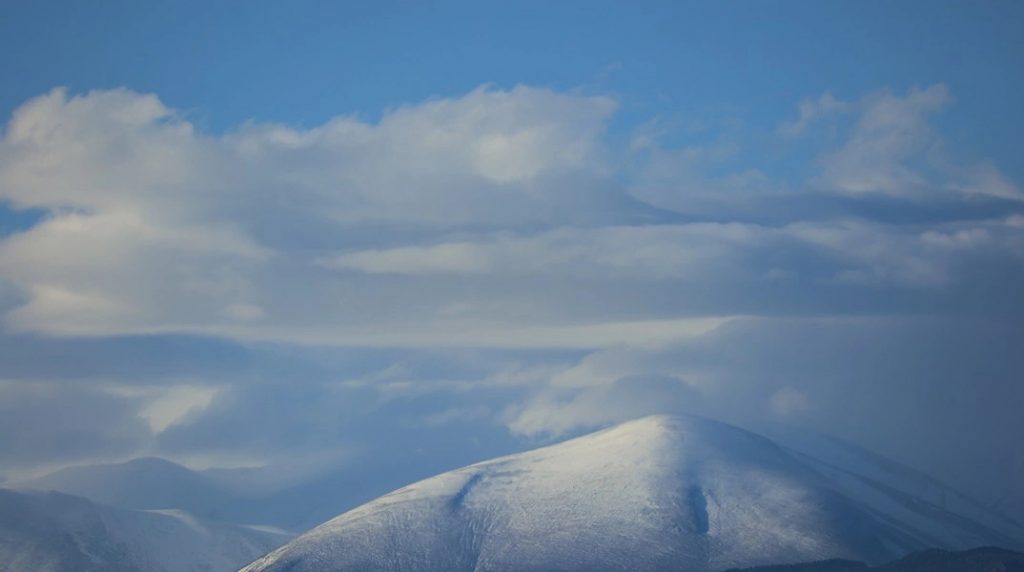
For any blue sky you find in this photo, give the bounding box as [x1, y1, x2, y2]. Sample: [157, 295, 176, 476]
[1, 0, 1023, 519]
[4, 1, 1023, 151]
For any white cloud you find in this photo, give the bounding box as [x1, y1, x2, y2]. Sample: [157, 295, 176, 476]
[815, 85, 949, 196]
[222, 85, 617, 226]
[322, 223, 761, 278]
[813, 84, 1022, 201]
[199, 316, 736, 350]
[506, 375, 701, 437]
[0, 209, 269, 335]
[504, 342, 716, 436]
[953, 161, 1024, 201]
[0, 86, 622, 340]
[107, 384, 221, 433]
[0, 84, 1020, 348]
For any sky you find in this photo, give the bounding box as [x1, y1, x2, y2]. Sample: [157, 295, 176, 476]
[1, 0, 1023, 514]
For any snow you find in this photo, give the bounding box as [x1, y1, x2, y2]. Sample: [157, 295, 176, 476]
[0, 487, 291, 572]
[756, 423, 1023, 535]
[242, 415, 1024, 572]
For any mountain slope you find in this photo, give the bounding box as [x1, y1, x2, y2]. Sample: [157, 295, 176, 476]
[755, 424, 1024, 534]
[243, 415, 1023, 572]
[0, 487, 291, 572]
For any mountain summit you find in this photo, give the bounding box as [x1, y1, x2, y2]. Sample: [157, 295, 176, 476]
[242, 415, 1022, 572]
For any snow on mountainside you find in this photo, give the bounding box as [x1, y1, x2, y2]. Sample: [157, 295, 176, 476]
[243, 415, 1024, 572]
[755, 424, 1024, 533]
[0, 487, 291, 572]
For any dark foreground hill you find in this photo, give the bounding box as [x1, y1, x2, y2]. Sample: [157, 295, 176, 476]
[729, 546, 1024, 571]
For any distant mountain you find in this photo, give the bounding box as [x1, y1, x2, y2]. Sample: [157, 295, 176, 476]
[242, 415, 1023, 572]
[728, 546, 1024, 571]
[16, 457, 230, 517]
[15, 454, 443, 532]
[0, 487, 291, 572]
[729, 559, 868, 572]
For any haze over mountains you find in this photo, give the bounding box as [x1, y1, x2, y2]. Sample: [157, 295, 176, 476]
[13, 454, 448, 533]
[18, 457, 230, 518]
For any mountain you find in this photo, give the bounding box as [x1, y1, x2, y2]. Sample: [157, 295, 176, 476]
[729, 559, 869, 571]
[728, 546, 1024, 571]
[242, 415, 1023, 572]
[16, 455, 467, 532]
[16, 457, 232, 518]
[0, 487, 291, 572]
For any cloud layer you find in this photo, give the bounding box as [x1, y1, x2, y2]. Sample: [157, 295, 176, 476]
[1, 84, 1022, 512]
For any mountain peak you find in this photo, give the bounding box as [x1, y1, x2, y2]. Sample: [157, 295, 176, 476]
[243, 415, 1024, 572]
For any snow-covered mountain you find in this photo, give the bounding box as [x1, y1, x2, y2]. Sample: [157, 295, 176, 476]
[0, 487, 291, 572]
[243, 415, 1023, 572]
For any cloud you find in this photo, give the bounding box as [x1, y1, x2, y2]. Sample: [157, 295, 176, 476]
[0, 210, 269, 335]
[502, 315, 1024, 507]
[1, 84, 1021, 345]
[327, 217, 1024, 293]
[118, 384, 221, 433]
[0, 86, 631, 340]
[221, 85, 618, 226]
[507, 375, 702, 437]
[788, 216, 1024, 287]
[778, 92, 851, 138]
[812, 85, 1023, 201]
[321, 224, 761, 278]
[626, 137, 779, 217]
[1, 82, 1023, 505]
